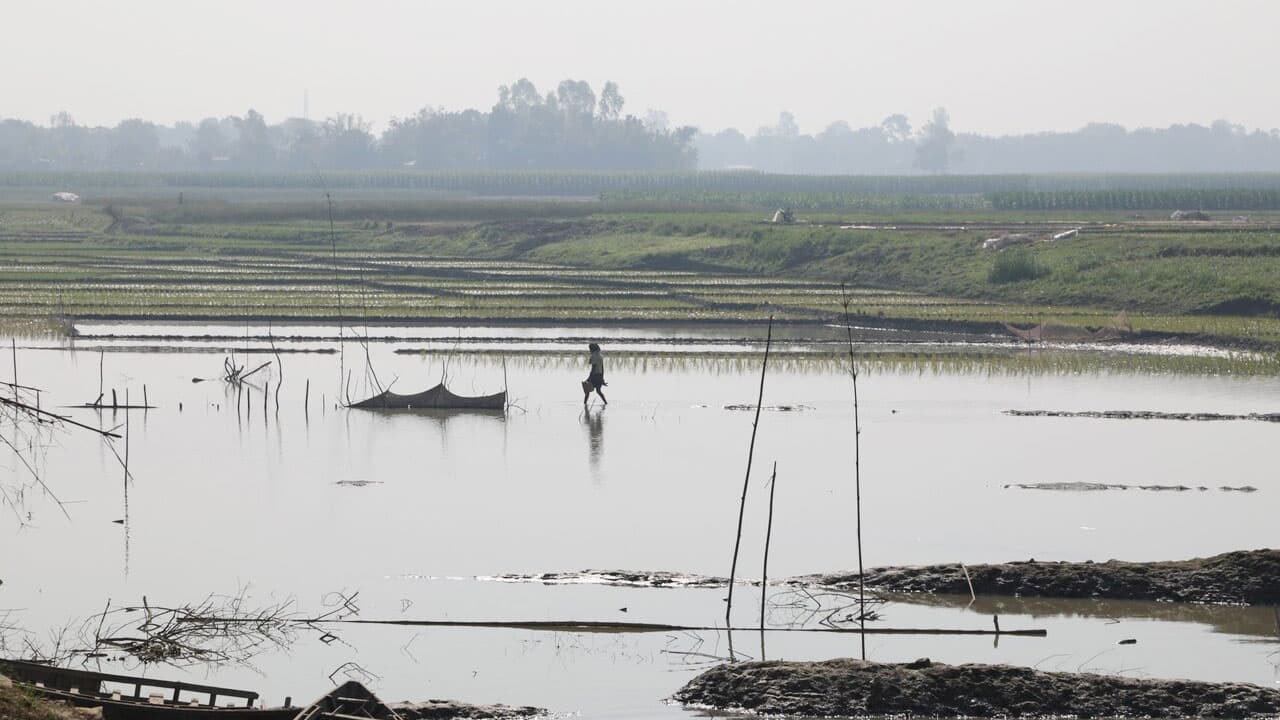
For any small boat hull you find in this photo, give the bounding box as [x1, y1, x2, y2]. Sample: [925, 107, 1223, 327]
[0, 659, 294, 720]
[293, 681, 402, 720]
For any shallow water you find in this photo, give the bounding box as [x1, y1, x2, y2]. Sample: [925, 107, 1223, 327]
[2, 323, 1278, 718]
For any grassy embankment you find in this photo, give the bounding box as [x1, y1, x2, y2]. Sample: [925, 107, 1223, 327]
[0, 676, 80, 720]
[1, 185, 1278, 345]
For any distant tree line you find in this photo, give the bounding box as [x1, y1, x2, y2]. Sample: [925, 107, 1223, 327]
[6, 87, 1280, 174]
[0, 79, 697, 172]
[698, 109, 1280, 174]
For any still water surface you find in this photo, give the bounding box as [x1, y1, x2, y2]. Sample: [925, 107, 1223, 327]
[2, 324, 1278, 717]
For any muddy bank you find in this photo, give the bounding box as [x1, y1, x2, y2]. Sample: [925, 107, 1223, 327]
[488, 550, 1280, 603]
[390, 699, 543, 719]
[1008, 409, 1280, 422]
[672, 658, 1280, 718]
[803, 549, 1280, 605]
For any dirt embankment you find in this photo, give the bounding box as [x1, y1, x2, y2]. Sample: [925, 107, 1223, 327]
[672, 658, 1280, 718]
[0, 675, 99, 720]
[803, 549, 1280, 605]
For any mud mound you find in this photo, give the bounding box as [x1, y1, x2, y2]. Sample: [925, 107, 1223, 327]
[804, 549, 1280, 604]
[673, 658, 1280, 718]
[390, 699, 543, 719]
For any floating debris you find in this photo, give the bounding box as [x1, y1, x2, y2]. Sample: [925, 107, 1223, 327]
[1007, 409, 1280, 422]
[1006, 482, 1257, 493]
[724, 404, 814, 412]
[479, 569, 728, 588]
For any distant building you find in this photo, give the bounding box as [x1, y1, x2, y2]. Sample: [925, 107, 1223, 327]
[51, 192, 80, 203]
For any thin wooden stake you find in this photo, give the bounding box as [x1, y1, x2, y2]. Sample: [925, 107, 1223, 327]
[269, 323, 283, 412]
[760, 461, 778, 642]
[841, 283, 867, 660]
[123, 389, 131, 576]
[726, 315, 772, 632]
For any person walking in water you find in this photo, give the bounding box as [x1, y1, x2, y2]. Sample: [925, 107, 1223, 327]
[583, 342, 607, 405]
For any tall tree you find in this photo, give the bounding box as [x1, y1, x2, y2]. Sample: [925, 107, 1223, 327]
[914, 107, 958, 173]
[597, 81, 624, 121]
[234, 109, 272, 167]
[556, 80, 596, 119]
[880, 114, 912, 143]
[191, 118, 228, 165]
[109, 119, 160, 168]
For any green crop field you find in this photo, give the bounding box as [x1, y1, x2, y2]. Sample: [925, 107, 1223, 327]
[2, 177, 1279, 348]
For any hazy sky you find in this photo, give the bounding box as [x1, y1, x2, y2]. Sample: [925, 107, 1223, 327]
[4, 0, 1277, 136]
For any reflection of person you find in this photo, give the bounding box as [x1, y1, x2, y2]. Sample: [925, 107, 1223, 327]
[583, 343, 608, 405]
[584, 406, 605, 479]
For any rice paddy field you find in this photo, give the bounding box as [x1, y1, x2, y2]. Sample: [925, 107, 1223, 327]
[2, 180, 1279, 347]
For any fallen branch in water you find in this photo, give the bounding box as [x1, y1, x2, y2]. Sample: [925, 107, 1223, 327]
[332, 618, 1044, 636]
[222, 357, 272, 385]
[174, 614, 1042, 637]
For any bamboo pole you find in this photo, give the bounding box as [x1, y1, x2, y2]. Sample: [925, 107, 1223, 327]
[841, 284, 867, 660]
[760, 461, 777, 634]
[0, 397, 120, 437]
[726, 316, 772, 632]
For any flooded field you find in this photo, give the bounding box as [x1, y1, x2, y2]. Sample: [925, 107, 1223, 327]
[3, 323, 1279, 718]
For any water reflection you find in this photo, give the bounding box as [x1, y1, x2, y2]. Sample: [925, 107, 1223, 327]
[582, 407, 605, 484]
[358, 407, 507, 428]
[359, 407, 506, 456]
[888, 592, 1280, 641]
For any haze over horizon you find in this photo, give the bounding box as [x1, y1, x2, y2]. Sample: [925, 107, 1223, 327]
[5, 0, 1278, 136]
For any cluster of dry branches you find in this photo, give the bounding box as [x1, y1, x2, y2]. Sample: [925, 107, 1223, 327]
[222, 357, 271, 385]
[2, 588, 363, 670]
[768, 587, 886, 629]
